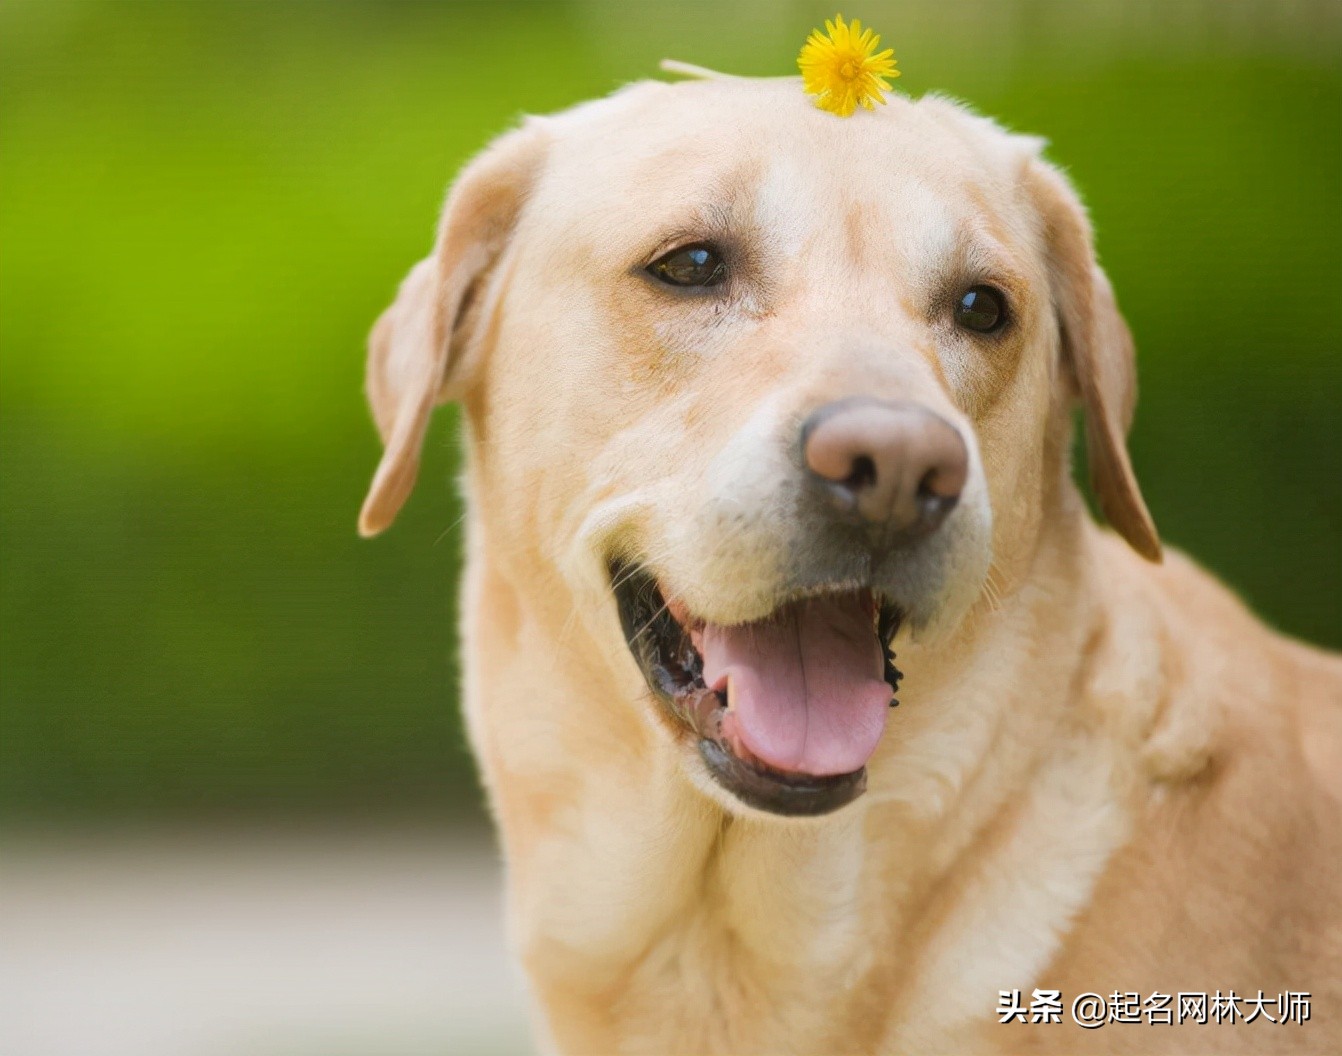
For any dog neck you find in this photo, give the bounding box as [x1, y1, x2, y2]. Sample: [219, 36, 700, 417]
[461, 490, 1170, 1052]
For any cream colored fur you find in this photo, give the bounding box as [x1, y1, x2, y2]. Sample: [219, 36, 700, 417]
[360, 77, 1342, 1054]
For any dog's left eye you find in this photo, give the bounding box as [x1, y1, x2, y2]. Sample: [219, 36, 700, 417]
[954, 285, 1008, 333]
[647, 244, 727, 288]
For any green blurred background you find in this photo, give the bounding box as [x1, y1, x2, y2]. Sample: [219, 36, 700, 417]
[2, 0, 1339, 826]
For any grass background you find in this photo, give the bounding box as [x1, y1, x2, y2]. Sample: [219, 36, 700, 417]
[2, 0, 1339, 824]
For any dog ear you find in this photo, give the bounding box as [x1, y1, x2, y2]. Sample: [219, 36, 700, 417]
[359, 122, 548, 537]
[1026, 158, 1162, 562]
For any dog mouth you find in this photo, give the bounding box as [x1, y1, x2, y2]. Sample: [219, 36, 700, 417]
[611, 563, 903, 817]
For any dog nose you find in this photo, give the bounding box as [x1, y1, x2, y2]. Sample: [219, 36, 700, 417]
[802, 398, 968, 534]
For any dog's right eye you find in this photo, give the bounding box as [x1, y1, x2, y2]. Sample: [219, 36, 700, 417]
[647, 244, 728, 288]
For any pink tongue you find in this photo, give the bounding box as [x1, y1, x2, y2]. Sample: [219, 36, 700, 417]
[698, 594, 891, 777]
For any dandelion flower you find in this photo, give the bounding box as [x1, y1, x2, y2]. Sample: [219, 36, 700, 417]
[798, 15, 899, 117]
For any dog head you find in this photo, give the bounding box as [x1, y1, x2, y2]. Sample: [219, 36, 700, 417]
[359, 77, 1159, 817]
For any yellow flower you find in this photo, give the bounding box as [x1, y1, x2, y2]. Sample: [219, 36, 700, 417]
[797, 14, 899, 117]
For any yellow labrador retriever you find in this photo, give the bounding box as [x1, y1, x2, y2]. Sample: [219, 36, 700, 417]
[358, 73, 1342, 1054]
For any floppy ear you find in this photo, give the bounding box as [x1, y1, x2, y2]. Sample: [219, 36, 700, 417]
[359, 122, 548, 537]
[1026, 159, 1162, 562]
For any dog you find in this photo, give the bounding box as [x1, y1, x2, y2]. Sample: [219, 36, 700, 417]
[358, 71, 1342, 1054]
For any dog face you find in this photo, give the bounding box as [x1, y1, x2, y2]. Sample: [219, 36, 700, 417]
[360, 77, 1159, 817]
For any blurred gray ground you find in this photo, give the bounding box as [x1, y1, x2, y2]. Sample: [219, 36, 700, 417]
[0, 828, 532, 1056]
